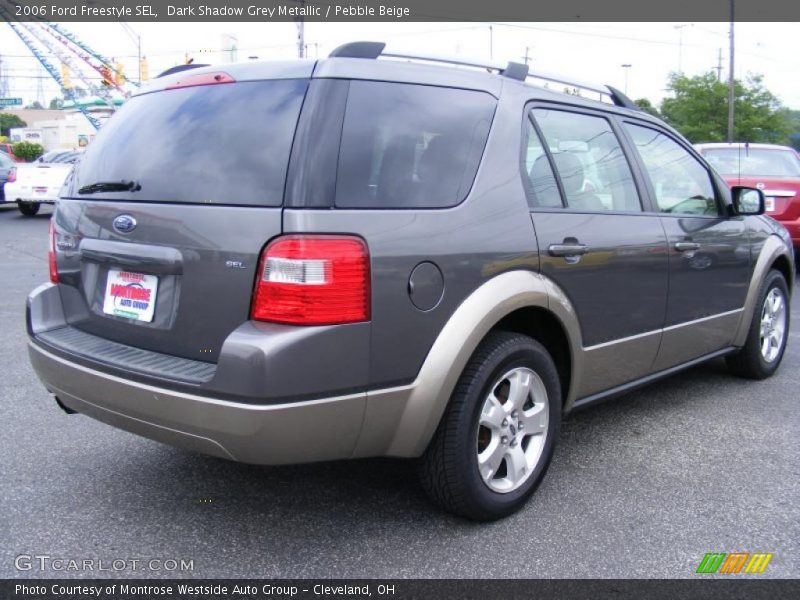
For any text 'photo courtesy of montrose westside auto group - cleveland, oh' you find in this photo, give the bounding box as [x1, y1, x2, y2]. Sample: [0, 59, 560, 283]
[1, 0, 799, 599]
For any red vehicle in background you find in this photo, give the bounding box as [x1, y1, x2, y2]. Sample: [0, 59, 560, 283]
[0, 142, 23, 162]
[695, 142, 800, 255]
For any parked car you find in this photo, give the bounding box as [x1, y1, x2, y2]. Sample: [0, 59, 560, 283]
[27, 43, 794, 520]
[696, 142, 800, 256]
[0, 142, 23, 162]
[0, 151, 15, 201]
[3, 150, 82, 216]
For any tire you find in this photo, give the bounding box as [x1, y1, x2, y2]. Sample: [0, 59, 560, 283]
[419, 331, 561, 521]
[726, 269, 790, 379]
[18, 201, 40, 217]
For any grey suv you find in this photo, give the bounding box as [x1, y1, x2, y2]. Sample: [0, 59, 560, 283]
[27, 42, 794, 520]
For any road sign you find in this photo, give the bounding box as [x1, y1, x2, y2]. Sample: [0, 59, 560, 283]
[0, 98, 23, 107]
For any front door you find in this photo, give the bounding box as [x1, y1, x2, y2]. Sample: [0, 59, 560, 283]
[621, 122, 752, 370]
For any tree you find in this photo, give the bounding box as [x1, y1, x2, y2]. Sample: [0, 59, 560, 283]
[12, 141, 44, 162]
[659, 72, 791, 144]
[633, 98, 660, 118]
[25, 101, 44, 110]
[777, 108, 800, 150]
[49, 97, 63, 110]
[0, 112, 27, 137]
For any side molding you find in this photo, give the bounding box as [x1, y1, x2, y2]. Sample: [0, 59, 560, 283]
[732, 235, 793, 347]
[353, 270, 582, 458]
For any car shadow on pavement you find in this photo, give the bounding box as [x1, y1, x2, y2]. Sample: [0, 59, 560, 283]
[91, 357, 736, 523]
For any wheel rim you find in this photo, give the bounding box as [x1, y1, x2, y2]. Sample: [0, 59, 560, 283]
[759, 287, 787, 363]
[476, 367, 549, 494]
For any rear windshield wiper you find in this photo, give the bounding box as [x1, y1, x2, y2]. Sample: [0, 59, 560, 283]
[78, 180, 141, 194]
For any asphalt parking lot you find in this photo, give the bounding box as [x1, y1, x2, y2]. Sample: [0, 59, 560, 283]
[1, 204, 798, 579]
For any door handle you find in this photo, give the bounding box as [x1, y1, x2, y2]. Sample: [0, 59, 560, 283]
[548, 243, 589, 257]
[674, 242, 700, 252]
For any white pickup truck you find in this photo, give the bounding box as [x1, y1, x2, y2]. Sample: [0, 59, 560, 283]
[3, 150, 82, 216]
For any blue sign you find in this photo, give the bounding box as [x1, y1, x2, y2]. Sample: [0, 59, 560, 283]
[0, 98, 23, 107]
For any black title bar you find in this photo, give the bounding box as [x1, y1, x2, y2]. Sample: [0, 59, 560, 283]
[4, 579, 800, 600]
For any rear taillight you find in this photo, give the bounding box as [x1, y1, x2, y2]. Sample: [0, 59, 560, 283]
[251, 235, 370, 325]
[7, 167, 16, 183]
[48, 219, 58, 283]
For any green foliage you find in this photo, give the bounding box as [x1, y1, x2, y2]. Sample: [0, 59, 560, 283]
[25, 101, 44, 110]
[0, 112, 27, 137]
[659, 72, 791, 144]
[49, 97, 63, 110]
[633, 98, 660, 117]
[11, 141, 44, 162]
[777, 108, 800, 150]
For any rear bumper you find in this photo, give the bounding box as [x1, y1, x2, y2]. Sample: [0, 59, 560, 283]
[2, 182, 57, 203]
[28, 340, 368, 464]
[27, 281, 418, 464]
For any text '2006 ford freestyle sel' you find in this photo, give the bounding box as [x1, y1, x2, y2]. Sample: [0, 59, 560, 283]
[28, 42, 794, 520]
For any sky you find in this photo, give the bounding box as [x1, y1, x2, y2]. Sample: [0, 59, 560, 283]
[1, 21, 799, 108]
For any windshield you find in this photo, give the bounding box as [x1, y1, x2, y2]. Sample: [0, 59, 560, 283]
[68, 78, 308, 206]
[703, 147, 800, 178]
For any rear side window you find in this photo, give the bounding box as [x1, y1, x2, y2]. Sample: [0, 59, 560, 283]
[531, 109, 642, 212]
[522, 120, 562, 208]
[69, 79, 308, 206]
[335, 81, 496, 208]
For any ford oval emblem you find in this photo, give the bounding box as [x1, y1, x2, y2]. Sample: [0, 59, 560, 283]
[113, 214, 137, 234]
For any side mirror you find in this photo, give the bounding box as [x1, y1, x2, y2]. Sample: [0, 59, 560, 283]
[730, 186, 765, 216]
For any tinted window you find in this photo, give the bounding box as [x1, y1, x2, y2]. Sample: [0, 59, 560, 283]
[335, 81, 495, 208]
[69, 79, 308, 206]
[626, 124, 718, 215]
[532, 109, 642, 212]
[522, 120, 561, 208]
[0, 152, 13, 168]
[702, 147, 800, 178]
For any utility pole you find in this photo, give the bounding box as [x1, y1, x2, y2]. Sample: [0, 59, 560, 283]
[674, 24, 691, 73]
[715, 48, 723, 81]
[727, 1, 735, 142]
[295, 0, 305, 58]
[488, 25, 493, 60]
[621, 63, 632, 95]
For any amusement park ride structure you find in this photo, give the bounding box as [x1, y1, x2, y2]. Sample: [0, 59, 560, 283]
[0, 6, 140, 130]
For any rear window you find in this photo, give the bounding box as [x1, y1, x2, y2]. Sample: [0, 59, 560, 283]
[334, 81, 496, 208]
[702, 147, 800, 178]
[68, 79, 308, 206]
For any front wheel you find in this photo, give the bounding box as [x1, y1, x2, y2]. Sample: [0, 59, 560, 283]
[18, 202, 40, 217]
[727, 269, 790, 379]
[419, 331, 561, 521]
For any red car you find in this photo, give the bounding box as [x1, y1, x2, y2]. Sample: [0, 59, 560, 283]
[696, 142, 800, 254]
[0, 142, 23, 162]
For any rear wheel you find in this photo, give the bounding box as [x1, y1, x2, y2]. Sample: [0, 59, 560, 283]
[18, 202, 40, 217]
[419, 331, 561, 521]
[726, 269, 790, 379]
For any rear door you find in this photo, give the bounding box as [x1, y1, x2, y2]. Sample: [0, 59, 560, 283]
[621, 122, 752, 370]
[524, 106, 669, 400]
[54, 73, 310, 363]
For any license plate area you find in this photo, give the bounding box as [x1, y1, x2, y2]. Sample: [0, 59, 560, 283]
[102, 269, 159, 322]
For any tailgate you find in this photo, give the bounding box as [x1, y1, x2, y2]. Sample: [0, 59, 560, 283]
[55, 201, 281, 362]
[52, 72, 310, 363]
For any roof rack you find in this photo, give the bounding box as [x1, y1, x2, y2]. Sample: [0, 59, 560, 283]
[328, 41, 640, 111]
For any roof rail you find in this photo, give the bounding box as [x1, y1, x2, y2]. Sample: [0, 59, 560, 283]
[328, 41, 529, 81]
[157, 63, 210, 78]
[327, 41, 639, 110]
